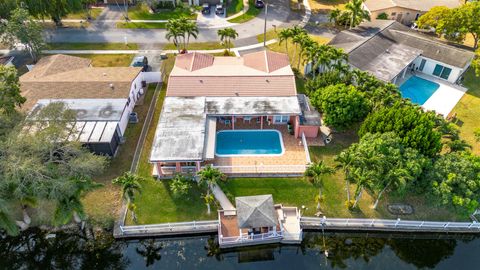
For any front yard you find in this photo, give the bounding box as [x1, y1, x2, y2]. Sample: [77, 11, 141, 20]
[48, 43, 138, 50]
[127, 4, 197, 20]
[227, 0, 262, 23]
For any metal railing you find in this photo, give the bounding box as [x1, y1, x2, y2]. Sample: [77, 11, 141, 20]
[210, 165, 307, 174]
[220, 230, 284, 245]
[301, 217, 480, 232]
[120, 220, 218, 235]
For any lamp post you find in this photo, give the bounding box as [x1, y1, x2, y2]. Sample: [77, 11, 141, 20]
[263, 0, 268, 47]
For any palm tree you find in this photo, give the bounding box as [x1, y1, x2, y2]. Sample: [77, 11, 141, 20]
[136, 239, 162, 267]
[345, 0, 370, 29]
[328, 8, 342, 24]
[290, 26, 307, 65]
[181, 18, 199, 52]
[197, 166, 226, 214]
[165, 18, 184, 53]
[54, 177, 102, 225]
[335, 151, 354, 203]
[169, 174, 192, 198]
[217, 27, 239, 53]
[303, 42, 320, 77]
[304, 161, 335, 210]
[278, 28, 293, 54]
[112, 172, 144, 223]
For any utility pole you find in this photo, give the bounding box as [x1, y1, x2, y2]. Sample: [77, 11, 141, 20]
[263, 0, 268, 47]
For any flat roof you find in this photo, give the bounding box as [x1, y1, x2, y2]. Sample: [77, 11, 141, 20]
[150, 96, 302, 162]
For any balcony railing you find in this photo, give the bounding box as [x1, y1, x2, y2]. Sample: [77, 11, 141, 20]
[210, 165, 307, 174]
[219, 230, 284, 245]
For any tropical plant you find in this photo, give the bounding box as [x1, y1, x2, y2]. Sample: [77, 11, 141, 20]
[310, 83, 370, 130]
[304, 161, 335, 210]
[182, 18, 199, 51]
[376, 12, 388, 20]
[335, 150, 355, 203]
[344, 0, 370, 29]
[169, 174, 192, 198]
[425, 151, 480, 213]
[112, 172, 144, 223]
[22, 0, 83, 26]
[0, 66, 25, 114]
[217, 27, 238, 53]
[328, 8, 342, 24]
[197, 166, 225, 214]
[1, 8, 45, 62]
[289, 26, 307, 64]
[278, 28, 293, 54]
[202, 193, 215, 215]
[0, 198, 18, 236]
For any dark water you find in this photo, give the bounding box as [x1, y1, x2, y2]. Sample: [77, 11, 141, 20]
[1, 229, 479, 269]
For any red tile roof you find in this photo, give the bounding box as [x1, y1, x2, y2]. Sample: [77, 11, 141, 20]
[244, 51, 290, 73]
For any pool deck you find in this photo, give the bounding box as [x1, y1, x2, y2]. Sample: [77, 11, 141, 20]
[397, 72, 468, 117]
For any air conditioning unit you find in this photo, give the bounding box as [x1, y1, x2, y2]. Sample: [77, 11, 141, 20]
[129, 112, 139, 123]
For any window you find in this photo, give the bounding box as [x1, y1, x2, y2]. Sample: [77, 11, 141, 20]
[126, 97, 131, 106]
[432, 64, 452, 80]
[391, 12, 396, 16]
[273, 115, 289, 124]
[419, 59, 426, 71]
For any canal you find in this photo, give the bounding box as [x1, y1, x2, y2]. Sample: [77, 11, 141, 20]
[1, 229, 479, 269]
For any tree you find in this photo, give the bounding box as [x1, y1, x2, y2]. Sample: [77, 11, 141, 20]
[22, 0, 83, 26]
[197, 166, 226, 215]
[112, 172, 144, 223]
[278, 28, 293, 54]
[416, 6, 451, 30]
[53, 177, 102, 225]
[426, 152, 480, 213]
[344, 0, 370, 29]
[217, 27, 238, 53]
[182, 18, 198, 51]
[359, 102, 442, 157]
[0, 198, 18, 236]
[169, 174, 192, 198]
[165, 17, 198, 53]
[0, 0, 17, 20]
[304, 161, 335, 210]
[1, 8, 45, 63]
[473, 49, 480, 76]
[340, 132, 428, 209]
[328, 8, 342, 24]
[310, 84, 370, 131]
[335, 150, 355, 204]
[81, 0, 97, 19]
[0, 66, 25, 114]
[289, 26, 307, 65]
[165, 18, 185, 53]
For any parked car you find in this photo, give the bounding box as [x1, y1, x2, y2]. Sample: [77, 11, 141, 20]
[202, 3, 211, 15]
[131, 56, 149, 72]
[255, 0, 265, 8]
[215, 4, 224, 15]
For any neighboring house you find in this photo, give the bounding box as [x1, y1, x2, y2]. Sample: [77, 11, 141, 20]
[363, 0, 460, 25]
[0, 56, 14, 67]
[19, 54, 145, 156]
[329, 20, 474, 84]
[150, 51, 321, 177]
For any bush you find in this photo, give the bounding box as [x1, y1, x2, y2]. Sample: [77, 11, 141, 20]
[377, 12, 388, 20]
[152, 1, 175, 10]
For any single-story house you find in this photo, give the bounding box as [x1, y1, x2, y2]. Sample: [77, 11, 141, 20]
[363, 0, 460, 25]
[20, 54, 146, 156]
[150, 51, 322, 177]
[328, 20, 474, 84]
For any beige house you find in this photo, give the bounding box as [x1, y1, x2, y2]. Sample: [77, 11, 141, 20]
[363, 0, 460, 25]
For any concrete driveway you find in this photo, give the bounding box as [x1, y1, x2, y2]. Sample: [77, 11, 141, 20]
[196, 6, 237, 29]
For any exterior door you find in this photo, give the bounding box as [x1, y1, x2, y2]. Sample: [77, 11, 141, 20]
[273, 115, 289, 124]
[396, 13, 403, 23]
[419, 59, 426, 71]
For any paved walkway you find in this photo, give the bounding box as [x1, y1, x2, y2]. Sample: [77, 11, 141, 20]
[211, 184, 235, 211]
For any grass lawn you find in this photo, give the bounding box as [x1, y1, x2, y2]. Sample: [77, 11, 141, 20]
[308, 0, 348, 13]
[65, 7, 103, 20]
[227, 0, 244, 16]
[116, 22, 167, 29]
[227, 0, 262, 23]
[128, 4, 197, 20]
[68, 54, 134, 67]
[128, 55, 217, 224]
[450, 68, 480, 155]
[40, 21, 90, 29]
[83, 84, 157, 227]
[163, 42, 226, 51]
[48, 43, 138, 50]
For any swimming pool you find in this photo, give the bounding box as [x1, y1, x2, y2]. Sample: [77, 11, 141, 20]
[399, 76, 440, 105]
[215, 130, 284, 157]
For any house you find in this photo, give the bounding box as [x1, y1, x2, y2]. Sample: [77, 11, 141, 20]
[363, 0, 460, 25]
[329, 20, 475, 117]
[218, 195, 302, 248]
[19, 54, 146, 156]
[150, 51, 322, 177]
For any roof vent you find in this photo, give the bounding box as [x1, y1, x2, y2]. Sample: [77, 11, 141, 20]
[199, 79, 203, 83]
[109, 83, 114, 90]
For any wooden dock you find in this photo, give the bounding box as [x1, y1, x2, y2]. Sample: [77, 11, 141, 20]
[301, 217, 480, 234]
[115, 220, 218, 239]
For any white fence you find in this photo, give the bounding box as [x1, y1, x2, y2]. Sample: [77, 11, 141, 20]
[119, 220, 218, 236]
[219, 230, 284, 245]
[211, 165, 307, 174]
[301, 217, 480, 233]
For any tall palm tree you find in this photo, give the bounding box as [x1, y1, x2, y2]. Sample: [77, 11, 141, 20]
[278, 28, 293, 54]
[290, 26, 307, 65]
[297, 35, 314, 70]
[304, 161, 335, 210]
[197, 165, 225, 214]
[335, 151, 354, 203]
[112, 172, 144, 223]
[217, 27, 239, 53]
[181, 18, 199, 52]
[303, 42, 320, 77]
[53, 177, 102, 225]
[165, 18, 184, 53]
[328, 8, 342, 24]
[345, 0, 370, 29]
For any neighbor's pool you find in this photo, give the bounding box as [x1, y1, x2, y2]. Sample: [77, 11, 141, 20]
[215, 130, 284, 156]
[400, 76, 440, 105]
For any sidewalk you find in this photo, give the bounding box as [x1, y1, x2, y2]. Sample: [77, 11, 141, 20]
[211, 184, 235, 211]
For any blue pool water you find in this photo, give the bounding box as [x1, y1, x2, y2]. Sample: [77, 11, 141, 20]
[400, 76, 440, 105]
[216, 130, 284, 156]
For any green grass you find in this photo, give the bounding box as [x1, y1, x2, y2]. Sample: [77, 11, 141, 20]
[116, 22, 167, 29]
[129, 55, 217, 224]
[128, 4, 197, 20]
[450, 68, 480, 155]
[65, 7, 103, 20]
[163, 42, 227, 51]
[227, 0, 245, 16]
[47, 43, 138, 50]
[227, 0, 262, 23]
[68, 54, 134, 67]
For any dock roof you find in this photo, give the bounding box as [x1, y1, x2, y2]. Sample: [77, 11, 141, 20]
[236, 195, 277, 229]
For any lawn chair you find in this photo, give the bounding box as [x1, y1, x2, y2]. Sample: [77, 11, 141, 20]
[224, 119, 231, 126]
[243, 116, 252, 123]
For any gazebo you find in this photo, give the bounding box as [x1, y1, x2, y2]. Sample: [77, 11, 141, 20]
[236, 195, 278, 234]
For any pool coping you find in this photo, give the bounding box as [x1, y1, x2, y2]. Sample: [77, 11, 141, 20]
[399, 75, 440, 106]
[215, 129, 286, 157]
